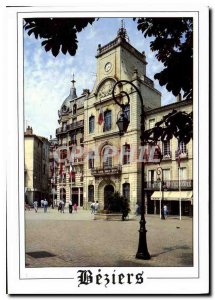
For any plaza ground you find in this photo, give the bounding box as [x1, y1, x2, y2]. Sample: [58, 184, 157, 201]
[25, 208, 193, 267]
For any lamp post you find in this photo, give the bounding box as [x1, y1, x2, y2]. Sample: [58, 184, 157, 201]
[156, 166, 165, 219]
[112, 80, 150, 260]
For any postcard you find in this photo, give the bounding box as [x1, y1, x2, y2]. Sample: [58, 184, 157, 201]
[5, 1, 209, 295]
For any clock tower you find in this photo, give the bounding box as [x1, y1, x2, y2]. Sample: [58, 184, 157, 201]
[91, 24, 161, 109]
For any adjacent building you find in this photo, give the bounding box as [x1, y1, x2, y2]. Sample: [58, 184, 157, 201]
[24, 126, 50, 205]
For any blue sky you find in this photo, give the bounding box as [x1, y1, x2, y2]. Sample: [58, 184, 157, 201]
[24, 17, 175, 139]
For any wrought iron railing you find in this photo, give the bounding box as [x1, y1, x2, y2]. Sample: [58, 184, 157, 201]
[91, 165, 122, 176]
[145, 180, 193, 190]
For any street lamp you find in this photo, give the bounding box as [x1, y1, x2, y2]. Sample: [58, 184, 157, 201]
[156, 166, 165, 219]
[112, 80, 150, 260]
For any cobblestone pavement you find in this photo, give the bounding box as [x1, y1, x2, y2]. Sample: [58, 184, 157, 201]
[25, 207, 193, 268]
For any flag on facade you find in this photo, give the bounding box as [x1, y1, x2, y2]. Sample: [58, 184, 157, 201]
[177, 148, 182, 168]
[70, 162, 75, 180]
[98, 106, 104, 125]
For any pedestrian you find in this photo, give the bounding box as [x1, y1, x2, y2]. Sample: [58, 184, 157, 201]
[60, 200, 65, 213]
[163, 204, 168, 219]
[161, 206, 165, 219]
[73, 203, 77, 212]
[90, 201, 95, 214]
[33, 200, 38, 213]
[43, 199, 48, 213]
[40, 199, 44, 208]
[69, 200, 73, 214]
[94, 201, 99, 213]
[135, 203, 140, 216]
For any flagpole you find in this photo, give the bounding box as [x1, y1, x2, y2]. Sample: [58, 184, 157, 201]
[53, 160, 55, 208]
[179, 166, 182, 220]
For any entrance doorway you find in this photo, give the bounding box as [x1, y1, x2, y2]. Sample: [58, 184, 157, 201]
[104, 184, 114, 209]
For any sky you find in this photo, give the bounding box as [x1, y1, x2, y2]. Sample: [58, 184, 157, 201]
[24, 17, 175, 139]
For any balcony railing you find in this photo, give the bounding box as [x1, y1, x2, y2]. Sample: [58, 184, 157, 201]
[91, 165, 122, 177]
[175, 150, 189, 159]
[162, 152, 172, 160]
[145, 180, 193, 190]
[56, 120, 84, 135]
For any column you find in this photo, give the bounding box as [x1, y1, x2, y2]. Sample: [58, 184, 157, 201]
[78, 187, 81, 207]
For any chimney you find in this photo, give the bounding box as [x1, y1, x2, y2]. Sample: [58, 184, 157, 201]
[26, 126, 33, 135]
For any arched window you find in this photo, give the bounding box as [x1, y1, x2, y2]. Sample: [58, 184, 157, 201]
[103, 146, 112, 169]
[88, 185, 94, 202]
[104, 110, 112, 132]
[123, 183, 130, 202]
[73, 103, 77, 115]
[89, 115, 95, 133]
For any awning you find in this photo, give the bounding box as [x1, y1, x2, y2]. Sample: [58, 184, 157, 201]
[151, 191, 193, 201]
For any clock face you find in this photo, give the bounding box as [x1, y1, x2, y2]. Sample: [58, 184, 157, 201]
[105, 62, 112, 72]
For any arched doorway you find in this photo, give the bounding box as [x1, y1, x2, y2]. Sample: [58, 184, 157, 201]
[104, 184, 114, 209]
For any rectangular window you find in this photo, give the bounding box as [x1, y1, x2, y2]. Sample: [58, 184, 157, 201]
[179, 141, 187, 153]
[104, 110, 112, 132]
[89, 116, 95, 133]
[123, 144, 130, 164]
[163, 141, 171, 156]
[88, 151, 94, 169]
[163, 169, 170, 181]
[148, 170, 155, 183]
[179, 167, 187, 180]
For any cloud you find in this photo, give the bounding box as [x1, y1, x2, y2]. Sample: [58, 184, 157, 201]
[24, 17, 174, 138]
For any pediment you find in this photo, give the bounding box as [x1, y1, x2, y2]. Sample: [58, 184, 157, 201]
[96, 78, 116, 99]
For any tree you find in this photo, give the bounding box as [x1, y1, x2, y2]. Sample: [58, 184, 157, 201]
[134, 17, 193, 100]
[24, 18, 96, 57]
[104, 192, 130, 220]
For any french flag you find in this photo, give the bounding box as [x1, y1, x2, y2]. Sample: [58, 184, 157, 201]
[98, 106, 104, 125]
[70, 162, 75, 179]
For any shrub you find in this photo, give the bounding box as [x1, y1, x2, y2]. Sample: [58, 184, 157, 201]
[104, 192, 130, 220]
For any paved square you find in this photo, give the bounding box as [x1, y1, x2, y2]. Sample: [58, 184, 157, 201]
[25, 208, 193, 267]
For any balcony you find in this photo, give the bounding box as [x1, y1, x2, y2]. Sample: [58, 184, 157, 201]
[73, 158, 84, 165]
[56, 120, 84, 135]
[145, 180, 193, 191]
[175, 150, 189, 160]
[91, 165, 122, 177]
[162, 152, 172, 161]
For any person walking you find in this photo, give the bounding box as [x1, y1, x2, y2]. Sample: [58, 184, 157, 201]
[60, 200, 65, 213]
[33, 200, 38, 213]
[69, 200, 73, 214]
[40, 199, 44, 208]
[90, 201, 95, 214]
[73, 203, 77, 212]
[135, 203, 140, 216]
[94, 201, 99, 213]
[43, 199, 48, 213]
[163, 204, 168, 219]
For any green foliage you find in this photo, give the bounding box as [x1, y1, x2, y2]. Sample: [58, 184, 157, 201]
[134, 17, 193, 100]
[24, 18, 96, 57]
[104, 192, 130, 220]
